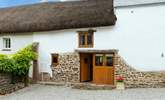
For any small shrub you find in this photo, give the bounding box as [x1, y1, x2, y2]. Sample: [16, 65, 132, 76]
[12, 45, 37, 76]
[0, 44, 37, 85]
[0, 54, 15, 73]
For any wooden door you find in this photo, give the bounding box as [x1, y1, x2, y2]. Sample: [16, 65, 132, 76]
[80, 54, 92, 82]
[93, 54, 114, 85]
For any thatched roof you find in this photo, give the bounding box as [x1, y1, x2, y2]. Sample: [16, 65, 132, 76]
[0, 0, 116, 33]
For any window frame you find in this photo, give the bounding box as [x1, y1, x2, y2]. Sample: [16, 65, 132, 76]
[51, 53, 59, 66]
[94, 53, 114, 67]
[105, 54, 114, 66]
[2, 37, 11, 51]
[95, 54, 104, 66]
[78, 30, 94, 48]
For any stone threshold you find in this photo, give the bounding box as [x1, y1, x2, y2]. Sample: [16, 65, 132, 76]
[37, 81, 66, 86]
[37, 81, 116, 90]
[70, 83, 116, 90]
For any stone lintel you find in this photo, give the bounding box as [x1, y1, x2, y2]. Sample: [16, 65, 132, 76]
[75, 49, 119, 54]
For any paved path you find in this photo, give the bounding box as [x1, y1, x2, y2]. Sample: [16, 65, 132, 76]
[0, 84, 165, 100]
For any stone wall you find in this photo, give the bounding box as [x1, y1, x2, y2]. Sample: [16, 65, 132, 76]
[0, 73, 11, 86]
[50, 52, 165, 88]
[115, 55, 165, 88]
[51, 53, 80, 83]
[0, 73, 25, 95]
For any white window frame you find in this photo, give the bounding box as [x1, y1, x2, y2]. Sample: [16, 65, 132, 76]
[2, 37, 11, 51]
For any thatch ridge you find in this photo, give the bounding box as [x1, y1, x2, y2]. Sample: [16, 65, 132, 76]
[0, 0, 116, 33]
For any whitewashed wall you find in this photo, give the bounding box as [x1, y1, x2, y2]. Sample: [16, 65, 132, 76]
[1, 4, 165, 76]
[95, 4, 165, 71]
[33, 31, 78, 74]
[0, 33, 33, 54]
[111, 4, 165, 71]
[0, 33, 33, 77]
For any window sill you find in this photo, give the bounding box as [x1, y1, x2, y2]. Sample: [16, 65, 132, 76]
[2, 48, 11, 51]
[79, 45, 93, 48]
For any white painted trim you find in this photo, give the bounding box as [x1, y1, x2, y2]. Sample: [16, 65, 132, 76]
[2, 37, 12, 50]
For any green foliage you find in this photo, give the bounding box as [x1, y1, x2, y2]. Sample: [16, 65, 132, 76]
[12, 45, 37, 76]
[0, 44, 37, 76]
[0, 54, 15, 73]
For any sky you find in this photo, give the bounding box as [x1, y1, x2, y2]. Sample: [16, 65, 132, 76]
[0, 0, 60, 8]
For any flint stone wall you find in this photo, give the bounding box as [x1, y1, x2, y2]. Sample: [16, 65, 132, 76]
[51, 52, 80, 83]
[115, 55, 165, 88]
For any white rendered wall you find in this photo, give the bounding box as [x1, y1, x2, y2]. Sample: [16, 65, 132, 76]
[0, 33, 33, 54]
[1, 4, 165, 76]
[0, 33, 33, 77]
[94, 4, 165, 71]
[33, 30, 78, 74]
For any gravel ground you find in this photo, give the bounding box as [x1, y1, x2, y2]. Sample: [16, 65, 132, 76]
[0, 84, 165, 100]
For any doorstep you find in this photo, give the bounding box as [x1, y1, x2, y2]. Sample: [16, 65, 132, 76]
[37, 81, 66, 86]
[38, 81, 116, 90]
[70, 83, 116, 90]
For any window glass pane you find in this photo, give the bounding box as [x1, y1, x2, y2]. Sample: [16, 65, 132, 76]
[53, 56, 57, 63]
[80, 33, 85, 46]
[52, 54, 58, 65]
[87, 32, 93, 45]
[5, 39, 8, 48]
[3, 38, 11, 49]
[95, 54, 103, 66]
[105, 54, 113, 66]
[6, 39, 9, 48]
[8, 39, 11, 48]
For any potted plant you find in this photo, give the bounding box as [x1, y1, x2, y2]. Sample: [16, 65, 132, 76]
[116, 76, 125, 90]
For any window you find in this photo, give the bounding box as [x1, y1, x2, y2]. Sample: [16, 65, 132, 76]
[3, 38, 11, 50]
[105, 54, 113, 66]
[51, 53, 59, 66]
[95, 54, 114, 66]
[78, 30, 94, 48]
[87, 32, 93, 45]
[79, 33, 85, 46]
[95, 54, 104, 66]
